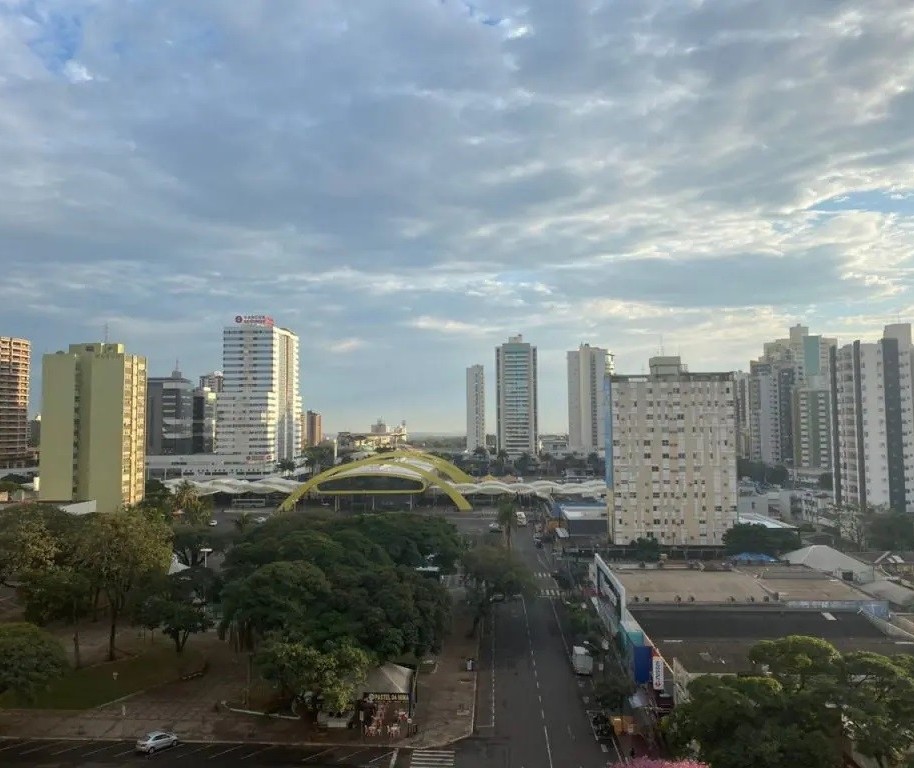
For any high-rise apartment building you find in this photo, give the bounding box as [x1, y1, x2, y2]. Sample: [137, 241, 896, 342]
[609, 356, 737, 545]
[192, 387, 218, 453]
[748, 325, 836, 470]
[832, 323, 914, 513]
[305, 410, 322, 448]
[733, 371, 750, 459]
[496, 335, 538, 458]
[567, 344, 614, 455]
[0, 337, 30, 467]
[792, 375, 831, 472]
[39, 343, 146, 513]
[146, 367, 193, 455]
[466, 365, 485, 453]
[216, 315, 301, 463]
[199, 371, 224, 392]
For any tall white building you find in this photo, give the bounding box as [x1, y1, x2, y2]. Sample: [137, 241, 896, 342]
[609, 356, 737, 545]
[567, 344, 614, 455]
[748, 325, 836, 469]
[216, 315, 302, 464]
[832, 323, 914, 513]
[496, 335, 538, 458]
[465, 364, 485, 453]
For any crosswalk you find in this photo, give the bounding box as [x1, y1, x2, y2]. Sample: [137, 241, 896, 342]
[535, 571, 553, 579]
[410, 748, 456, 767]
[539, 588, 562, 598]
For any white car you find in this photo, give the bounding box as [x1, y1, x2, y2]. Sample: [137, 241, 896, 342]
[208, 519, 218, 527]
[254, 516, 268, 524]
[135, 731, 178, 754]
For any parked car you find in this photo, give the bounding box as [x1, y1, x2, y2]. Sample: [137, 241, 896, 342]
[488, 523, 503, 533]
[135, 731, 178, 754]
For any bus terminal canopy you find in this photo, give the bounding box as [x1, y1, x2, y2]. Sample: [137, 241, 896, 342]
[165, 450, 609, 511]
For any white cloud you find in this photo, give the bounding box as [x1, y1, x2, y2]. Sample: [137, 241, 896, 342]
[2, 0, 914, 430]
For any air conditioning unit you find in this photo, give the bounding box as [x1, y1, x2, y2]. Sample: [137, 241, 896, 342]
[688, 595, 695, 602]
[763, 596, 770, 603]
[644, 596, 650, 603]
[728, 596, 736, 602]
[675, 595, 682, 603]
[632, 596, 640, 603]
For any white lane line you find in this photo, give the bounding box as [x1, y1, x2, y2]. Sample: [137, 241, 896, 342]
[20, 742, 65, 755]
[0, 741, 26, 753]
[239, 746, 271, 760]
[178, 744, 212, 757]
[81, 743, 121, 757]
[388, 748, 399, 768]
[302, 747, 335, 762]
[208, 744, 244, 759]
[51, 743, 86, 755]
[367, 749, 395, 764]
[549, 595, 571, 657]
[543, 723, 555, 768]
[601, 744, 609, 752]
[113, 747, 138, 757]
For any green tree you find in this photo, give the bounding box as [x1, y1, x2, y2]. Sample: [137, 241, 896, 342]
[723, 523, 800, 557]
[276, 459, 296, 475]
[628, 536, 661, 562]
[171, 481, 211, 526]
[0, 622, 69, 702]
[515, 452, 532, 475]
[77, 509, 173, 661]
[867, 510, 914, 550]
[496, 496, 519, 549]
[462, 544, 535, 632]
[20, 567, 94, 668]
[256, 638, 371, 712]
[594, 671, 636, 713]
[172, 524, 227, 568]
[220, 561, 331, 650]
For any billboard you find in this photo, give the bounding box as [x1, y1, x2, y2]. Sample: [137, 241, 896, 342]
[594, 553, 625, 620]
[652, 655, 665, 691]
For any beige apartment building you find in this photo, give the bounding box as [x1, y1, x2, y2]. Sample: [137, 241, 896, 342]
[609, 356, 737, 546]
[0, 337, 30, 468]
[39, 343, 147, 513]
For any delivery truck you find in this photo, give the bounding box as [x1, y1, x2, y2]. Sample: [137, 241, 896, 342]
[572, 645, 593, 675]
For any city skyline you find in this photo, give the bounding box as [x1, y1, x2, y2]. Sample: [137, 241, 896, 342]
[2, 3, 914, 432]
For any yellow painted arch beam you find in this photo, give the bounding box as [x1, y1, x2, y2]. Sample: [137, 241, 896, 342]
[279, 454, 473, 512]
[360, 450, 475, 484]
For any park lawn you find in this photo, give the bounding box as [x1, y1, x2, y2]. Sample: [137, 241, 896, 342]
[0, 645, 205, 710]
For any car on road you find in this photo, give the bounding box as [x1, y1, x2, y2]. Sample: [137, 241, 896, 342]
[254, 516, 268, 524]
[135, 731, 178, 754]
[488, 522, 503, 533]
[208, 519, 218, 526]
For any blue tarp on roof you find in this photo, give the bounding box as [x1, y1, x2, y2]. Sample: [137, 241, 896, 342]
[729, 552, 779, 564]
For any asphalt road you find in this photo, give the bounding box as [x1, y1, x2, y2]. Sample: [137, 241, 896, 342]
[456, 525, 620, 768]
[0, 738, 417, 767]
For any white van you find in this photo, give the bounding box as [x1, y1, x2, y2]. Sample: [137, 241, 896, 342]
[515, 511, 528, 527]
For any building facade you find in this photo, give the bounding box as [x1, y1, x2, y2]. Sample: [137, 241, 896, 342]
[146, 367, 194, 455]
[39, 343, 146, 513]
[748, 325, 836, 470]
[216, 315, 301, 463]
[466, 364, 485, 453]
[496, 335, 538, 458]
[567, 343, 614, 455]
[609, 356, 737, 546]
[791, 375, 832, 472]
[832, 324, 914, 513]
[199, 371, 224, 393]
[0, 336, 30, 467]
[733, 371, 750, 459]
[305, 410, 322, 448]
[192, 386, 218, 453]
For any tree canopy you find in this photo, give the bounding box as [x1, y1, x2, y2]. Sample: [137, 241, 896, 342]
[220, 513, 458, 667]
[0, 622, 70, 702]
[722, 523, 800, 557]
[667, 635, 914, 768]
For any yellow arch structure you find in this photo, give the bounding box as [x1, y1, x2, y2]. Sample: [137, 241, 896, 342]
[352, 450, 475, 484]
[279, 451, 474, 512]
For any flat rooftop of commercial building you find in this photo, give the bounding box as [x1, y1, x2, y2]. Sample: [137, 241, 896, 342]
[631, 606, 914, 673]
[613, 563, 866, 603]
[559, 504, 607, 520]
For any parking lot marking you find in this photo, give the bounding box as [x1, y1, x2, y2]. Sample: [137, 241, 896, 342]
[368, 749, 396, 764]
[302, 747, 334, 762]
[51, 743, 86, 755]
[177, 743, 212, 757]
[20, 741, 64, 755]
[209, 744, 245, 759]
[239, 746, 271, 760]
[81, 743, 121, 756]
[113, 746, 138, 757]
[0, 741, 26, 753]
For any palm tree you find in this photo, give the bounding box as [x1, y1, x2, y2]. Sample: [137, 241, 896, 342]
[496, 495, 519, 550]
[234, 512, 252, 535]
[276, 459, 296, 476]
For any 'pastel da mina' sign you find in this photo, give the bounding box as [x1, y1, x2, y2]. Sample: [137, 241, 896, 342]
[234, 315, 275, 326]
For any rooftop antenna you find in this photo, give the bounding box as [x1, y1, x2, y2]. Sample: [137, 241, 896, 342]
[103, 323, 109, 344]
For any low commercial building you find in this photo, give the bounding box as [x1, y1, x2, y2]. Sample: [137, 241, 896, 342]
[554, 501, 609, 542]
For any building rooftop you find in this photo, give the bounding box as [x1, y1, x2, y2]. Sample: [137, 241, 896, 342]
[736, 511, 797, 530]
[632, 606, 914, 674]
[558, 503, 607, 521]
[613, 563, 867, 604]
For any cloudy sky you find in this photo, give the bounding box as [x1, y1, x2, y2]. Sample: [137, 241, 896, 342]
[3, 0, 914, 434]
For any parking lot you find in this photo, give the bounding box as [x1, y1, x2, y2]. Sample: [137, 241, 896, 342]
[0, 738, 412, 767]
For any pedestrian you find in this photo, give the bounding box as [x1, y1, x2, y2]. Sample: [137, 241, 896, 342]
[629, 747, 636, 759]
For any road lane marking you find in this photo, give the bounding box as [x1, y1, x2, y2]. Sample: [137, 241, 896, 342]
[542, 724, 555, 768]
[113, 747, 138, 757]
[208, 744, 244, 759]
[367, 749, 395, 763]
[388, 748, 399, 768]
[0, 741, 26, 753]
[601, 744, 609, 752]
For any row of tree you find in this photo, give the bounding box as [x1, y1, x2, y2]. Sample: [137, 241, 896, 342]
[667, 635, 914, 768]
[217, 511, 464, 710]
